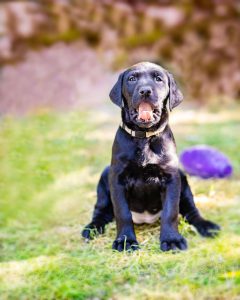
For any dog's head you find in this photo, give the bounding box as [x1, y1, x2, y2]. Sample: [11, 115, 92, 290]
[110, 62, 183, 129]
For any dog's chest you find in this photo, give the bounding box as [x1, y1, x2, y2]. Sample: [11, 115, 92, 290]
[132, 137, 178, 172]
[120, 138, 172, 217]
[135, 139, 162, 167]
[121, 139, 170, 185]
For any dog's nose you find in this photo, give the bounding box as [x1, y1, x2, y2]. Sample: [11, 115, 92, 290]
[139, 86, 152, 96]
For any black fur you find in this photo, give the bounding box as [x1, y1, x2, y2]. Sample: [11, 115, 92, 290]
[82, 62, 220, 252]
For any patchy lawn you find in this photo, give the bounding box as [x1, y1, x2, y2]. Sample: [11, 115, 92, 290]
[0, 108, 240, 300]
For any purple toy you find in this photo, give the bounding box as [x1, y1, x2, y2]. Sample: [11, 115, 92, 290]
[180, 145, 233, 179]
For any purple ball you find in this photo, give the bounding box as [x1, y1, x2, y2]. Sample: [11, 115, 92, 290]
[180, 145, 233, 179]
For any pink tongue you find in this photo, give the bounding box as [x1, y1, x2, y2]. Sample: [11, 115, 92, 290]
[138, 102, 153, 121]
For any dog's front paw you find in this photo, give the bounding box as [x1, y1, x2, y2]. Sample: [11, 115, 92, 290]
[194, 219, 220, 237]
[160, 232, 187, 252]
[82, 222, 105, 240]
[112, 235, 139, 252]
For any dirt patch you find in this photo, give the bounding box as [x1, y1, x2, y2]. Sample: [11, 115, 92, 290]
[0, 42, 116, 115]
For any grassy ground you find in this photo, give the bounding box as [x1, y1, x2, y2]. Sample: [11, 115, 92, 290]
[0, 108, 240, 300]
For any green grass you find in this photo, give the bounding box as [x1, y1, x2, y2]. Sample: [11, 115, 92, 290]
[0, 108, 240, 300]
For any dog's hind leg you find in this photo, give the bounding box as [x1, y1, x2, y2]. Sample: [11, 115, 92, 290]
[179, 170, 220, 237]
[82, 166, 114, 240]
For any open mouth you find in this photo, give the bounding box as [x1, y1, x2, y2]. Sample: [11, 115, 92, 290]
[137, 102, 154, 122]
[129, 102, 161, 126]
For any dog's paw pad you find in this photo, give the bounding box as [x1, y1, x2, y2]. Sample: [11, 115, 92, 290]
[81, 223, 105, 240]
[160, 234, 187, 252]
[112, 236, 139, 252]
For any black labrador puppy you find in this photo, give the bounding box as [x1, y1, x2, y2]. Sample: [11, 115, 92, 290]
[82, 62, 220, 252]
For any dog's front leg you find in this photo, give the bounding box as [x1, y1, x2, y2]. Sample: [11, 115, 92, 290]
[160, 172, 187, 251]
[109, 168, 139, 252]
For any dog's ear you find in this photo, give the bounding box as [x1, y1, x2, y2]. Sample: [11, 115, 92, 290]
[109, 71, 125, 108]
[167, 72, 183, 111]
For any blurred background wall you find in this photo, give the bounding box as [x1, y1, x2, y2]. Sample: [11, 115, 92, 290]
[0, 0, 239, 114]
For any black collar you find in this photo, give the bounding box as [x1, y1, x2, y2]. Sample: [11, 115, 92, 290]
[120, 121, 166, 138]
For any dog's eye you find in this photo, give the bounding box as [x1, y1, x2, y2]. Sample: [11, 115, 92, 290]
[155, 76, 162, 82]
[128, 75, 137, 82]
